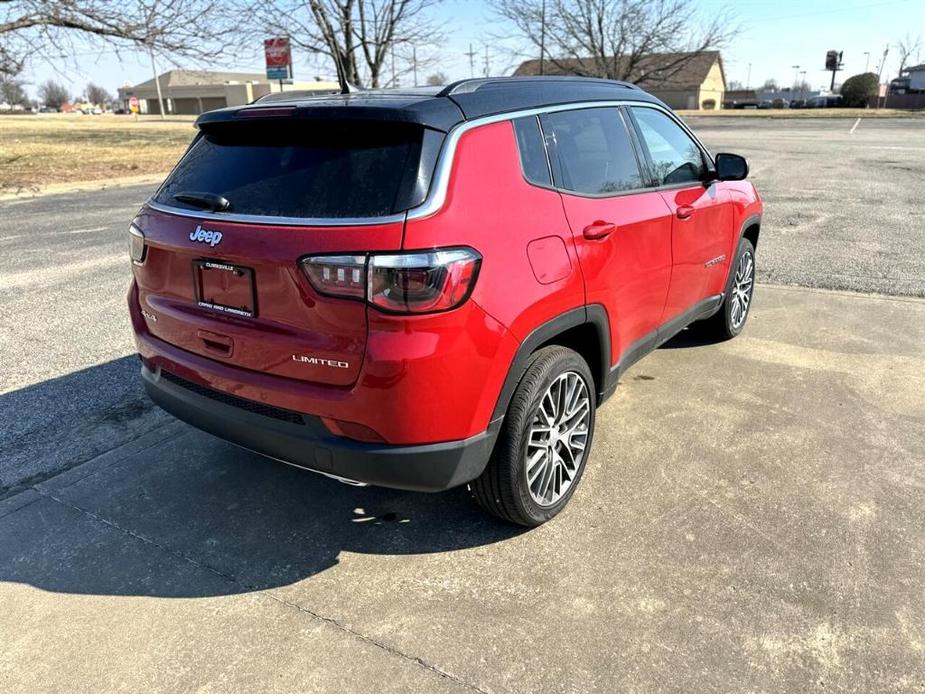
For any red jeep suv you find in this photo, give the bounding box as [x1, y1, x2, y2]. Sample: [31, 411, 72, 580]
[128, 77, 762, 526]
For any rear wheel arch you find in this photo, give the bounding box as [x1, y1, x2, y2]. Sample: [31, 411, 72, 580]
[490, 305, 611, 423]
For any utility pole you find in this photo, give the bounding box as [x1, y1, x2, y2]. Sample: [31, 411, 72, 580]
[148, 48, 166, 119]
[465, 43, 477, 78]
[875, 45, 889, 82]
[539, 0, 546, 76]
[412, 46, 418, 86]
[875, 44, 889, 108]
[484, 45, 490, 77]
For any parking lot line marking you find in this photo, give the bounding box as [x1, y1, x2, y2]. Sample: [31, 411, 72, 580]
[850, 117, 861, 134]
[67, 226, 108, 234]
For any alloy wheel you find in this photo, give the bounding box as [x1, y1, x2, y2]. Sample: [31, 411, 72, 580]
[730, 250, 754, 330]
[525, 371, 591, 507]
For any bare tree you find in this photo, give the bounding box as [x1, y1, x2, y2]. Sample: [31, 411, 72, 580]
[425, 70, 447, 86]
[252, 0, 445, 88]
[496, 0, 735, 86]
[896, 34, 922, 77]
[86, 81, 111, 106]
[0, 74, 27, 105]
[0, 1, 240, 77]
[761, 78, 778, 91]
[37, 78, 69, 108]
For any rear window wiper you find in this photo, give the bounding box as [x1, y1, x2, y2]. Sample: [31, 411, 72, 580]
[172, 191, 231, 212]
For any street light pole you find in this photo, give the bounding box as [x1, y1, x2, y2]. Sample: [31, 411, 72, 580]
[864, 51, 870, 73]
[746, 63, 752, 89]
[799, 70, 807, 100]
[792, 65, 800, 88]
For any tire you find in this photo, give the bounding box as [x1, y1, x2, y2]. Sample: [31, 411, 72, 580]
[702, 237, 756, 340]
[471, 346, 596, 527]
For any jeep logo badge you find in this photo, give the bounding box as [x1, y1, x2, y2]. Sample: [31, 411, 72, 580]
[189, 224, 223, 247]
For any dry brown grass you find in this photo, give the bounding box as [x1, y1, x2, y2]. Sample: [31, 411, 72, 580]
[0, 114, 196, 194]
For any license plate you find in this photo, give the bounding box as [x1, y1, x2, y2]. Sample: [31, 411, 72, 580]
[193, 260, 257, 318]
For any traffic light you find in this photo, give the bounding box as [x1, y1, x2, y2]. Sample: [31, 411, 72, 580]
[825, 50, 838, 71]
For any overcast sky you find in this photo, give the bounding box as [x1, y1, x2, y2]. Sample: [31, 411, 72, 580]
[19, 0, 925, 99]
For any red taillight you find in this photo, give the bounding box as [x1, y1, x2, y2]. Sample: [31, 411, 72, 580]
[320, 417, 386, 443]
[300, 249, 481, 314]
[368, 250, 480, 313]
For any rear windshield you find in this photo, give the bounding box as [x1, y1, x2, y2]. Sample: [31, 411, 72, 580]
[155, 121, 434, 219]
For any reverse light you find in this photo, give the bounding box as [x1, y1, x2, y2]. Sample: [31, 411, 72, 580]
[301, 255, 367, 299]
[128, 225, 147, 265]
[300, 248, 481, 314]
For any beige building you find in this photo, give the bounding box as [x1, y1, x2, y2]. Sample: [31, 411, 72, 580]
[117, 70, 340, 115]
[513, 51, 727, 110]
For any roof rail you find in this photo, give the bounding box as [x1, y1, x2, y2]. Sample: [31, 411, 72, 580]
[438, 76, 639, 97]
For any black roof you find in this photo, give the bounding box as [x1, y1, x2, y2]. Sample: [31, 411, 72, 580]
[195, 76, 663, 132]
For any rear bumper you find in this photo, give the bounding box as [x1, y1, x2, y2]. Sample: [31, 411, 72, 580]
[142, 365, 498, 492]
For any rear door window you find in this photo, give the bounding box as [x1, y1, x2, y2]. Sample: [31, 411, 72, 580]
[540, 108, 644, 196]
[630, 107, 706, 186]
[512, 116, 552, 187]
[155, 121, 432, 219]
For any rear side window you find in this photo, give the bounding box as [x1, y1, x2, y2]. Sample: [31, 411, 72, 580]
[631, 107, 705, 186]
[540, 108, 643, 195]
[513, 116, 552, 187]
[155, 121, 431, 219]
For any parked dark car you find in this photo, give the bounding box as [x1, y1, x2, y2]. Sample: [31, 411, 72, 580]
[810, 95, 844, 108]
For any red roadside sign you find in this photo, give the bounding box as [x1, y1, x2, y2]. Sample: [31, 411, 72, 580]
[264, 38, 292, 80]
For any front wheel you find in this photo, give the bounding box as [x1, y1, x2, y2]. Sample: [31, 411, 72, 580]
[703, 237, 756, 340]
[470, 346, 596, 527]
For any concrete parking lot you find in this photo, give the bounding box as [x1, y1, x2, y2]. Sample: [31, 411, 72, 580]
[2, 118, 924, 691]
[688, 117, 925, 297]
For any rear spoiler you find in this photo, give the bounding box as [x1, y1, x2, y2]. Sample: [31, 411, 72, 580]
[196, 99, 464, 133]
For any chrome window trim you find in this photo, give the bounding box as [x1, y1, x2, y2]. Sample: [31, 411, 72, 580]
[145, 99, 709, 227]
[406, 100, 713, 221]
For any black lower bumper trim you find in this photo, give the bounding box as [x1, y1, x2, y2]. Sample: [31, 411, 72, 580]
[141, 366, 499, 492]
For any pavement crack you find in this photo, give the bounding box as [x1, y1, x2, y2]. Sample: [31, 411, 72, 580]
[28, 487, 490, 694]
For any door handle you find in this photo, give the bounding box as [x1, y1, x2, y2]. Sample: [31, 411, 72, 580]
[676, 205, 695, 220]
[582, 220, 616, 240]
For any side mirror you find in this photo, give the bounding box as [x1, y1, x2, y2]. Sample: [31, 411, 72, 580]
[715, 153, 749, 181]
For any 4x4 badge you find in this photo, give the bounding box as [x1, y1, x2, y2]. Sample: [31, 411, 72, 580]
[189, 224, 223, 247]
